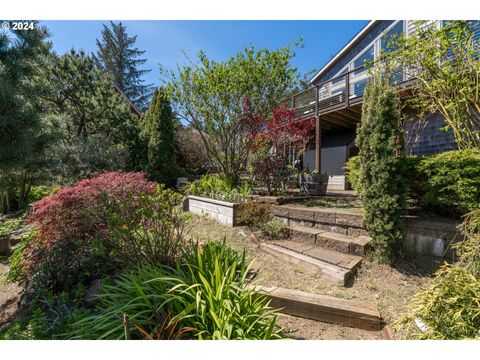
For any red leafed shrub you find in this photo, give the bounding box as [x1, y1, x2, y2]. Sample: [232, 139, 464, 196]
[22, 172, 157, 294]
[28, 172, 156, 247]
[245, 104, 316, 194]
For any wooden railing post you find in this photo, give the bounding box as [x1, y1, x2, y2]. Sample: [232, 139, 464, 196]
[315, 115, 321, 173]
[315, 85, 319, 118]
[346, 73, 350, 107]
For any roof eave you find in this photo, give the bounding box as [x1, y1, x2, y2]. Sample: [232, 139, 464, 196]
[309, 20, 377, 85]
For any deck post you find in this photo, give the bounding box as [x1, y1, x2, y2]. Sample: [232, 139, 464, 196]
[315, 115, 321, 172]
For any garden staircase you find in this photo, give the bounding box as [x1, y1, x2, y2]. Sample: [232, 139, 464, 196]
[261, 204, 371, 286]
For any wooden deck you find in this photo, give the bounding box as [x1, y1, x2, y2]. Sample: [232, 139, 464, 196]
[287, 65, 414, 133]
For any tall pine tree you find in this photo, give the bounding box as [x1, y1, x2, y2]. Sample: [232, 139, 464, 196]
[94, 21, 154, 110]
[140, 88, 178, 185]
[0, 24, 56, 212]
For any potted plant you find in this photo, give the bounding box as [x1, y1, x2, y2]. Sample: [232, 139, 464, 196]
[298, 167, 329, 195]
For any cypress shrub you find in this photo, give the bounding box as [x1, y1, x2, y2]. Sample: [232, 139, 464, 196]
[140, 88, 178, 186]
[356, 77, 406, 263]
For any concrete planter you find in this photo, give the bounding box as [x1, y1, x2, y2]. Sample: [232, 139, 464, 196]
[299, 173, 329, 195]
[184, 195, 240, 227]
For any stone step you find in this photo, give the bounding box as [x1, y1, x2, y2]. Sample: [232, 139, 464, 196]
[259, 240, 363, 286]
[273, 204, 368, 237]
[316, 232, 371, 256]
[289, 225, 371, 256]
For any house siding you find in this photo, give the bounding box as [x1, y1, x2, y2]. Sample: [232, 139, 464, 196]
[404, 113, 457, 156]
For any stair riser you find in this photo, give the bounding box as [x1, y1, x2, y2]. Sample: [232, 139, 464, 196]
[316, 235, 368, 257]
[286, 225, 370, 256]
[276, 216, 369, 238]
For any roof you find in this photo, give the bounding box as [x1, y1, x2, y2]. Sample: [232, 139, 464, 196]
[309, 20, 377, 84]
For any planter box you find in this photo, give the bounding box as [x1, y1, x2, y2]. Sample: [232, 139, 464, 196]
[184, 195, 239, 227]
[299, 173, 329, 195]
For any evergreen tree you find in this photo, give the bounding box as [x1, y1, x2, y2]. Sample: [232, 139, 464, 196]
[140, 88, 178, 185]
[94, 21, 154, 110]
[0, 23, 56, 212]
[38, 49, 142, 178]
[356, 76, 405, 263]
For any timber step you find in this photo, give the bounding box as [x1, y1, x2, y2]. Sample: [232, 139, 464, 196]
[259, 241, 362, 286]
[254, 285, 384, 331]
[274, 240, 363, 270]
[289, 225, 371, 256]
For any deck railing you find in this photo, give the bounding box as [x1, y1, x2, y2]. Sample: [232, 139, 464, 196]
[287, 64, 407, 120]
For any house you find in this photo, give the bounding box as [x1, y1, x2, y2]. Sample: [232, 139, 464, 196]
[296, 20, 478, 190]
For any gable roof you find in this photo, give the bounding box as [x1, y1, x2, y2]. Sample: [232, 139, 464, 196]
[309, 20, 377, 84]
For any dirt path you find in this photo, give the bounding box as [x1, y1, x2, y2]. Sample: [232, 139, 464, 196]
[188, 216, 433, 340]
[0, 260, 23, 329]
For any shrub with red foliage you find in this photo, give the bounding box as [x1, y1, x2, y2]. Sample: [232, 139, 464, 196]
[22, 172, 157, 294]
[244, 105, 316, 194]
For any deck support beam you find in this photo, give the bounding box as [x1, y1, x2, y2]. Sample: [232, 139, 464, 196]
[315, 115, 321, 172]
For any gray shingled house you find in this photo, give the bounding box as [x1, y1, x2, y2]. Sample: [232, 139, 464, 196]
[293, 20, 478, 190]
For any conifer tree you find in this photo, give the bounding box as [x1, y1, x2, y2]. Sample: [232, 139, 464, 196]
[0, 24, 55, 212]
[356, 76, 405, 263]
[140, 88, 178, 185]
[95, 21, 154, 110]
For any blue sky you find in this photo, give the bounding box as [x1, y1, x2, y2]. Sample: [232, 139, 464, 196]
[41, 20, 368, 86]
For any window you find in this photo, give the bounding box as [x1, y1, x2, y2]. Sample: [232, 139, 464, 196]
[331, 87, 346, 95]
[354, 46, 374, 75]
[381, 21, 403, 53]
[332, 67, 348, 84]
[353, 79, 368, 97]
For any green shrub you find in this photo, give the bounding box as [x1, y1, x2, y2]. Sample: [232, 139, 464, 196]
[345, 156, 360, 192]
[259, 218, 289, 240]
[0, 214, 25, 237]
[417, 149, 480, 217]
[27, 185, 58, 204]
[345, 155, 422, 196]
[0, 289, 92, 340]
[65, 241, 283, 340]
[457, 208, 480, 279]
[236, 201, 272, 227]
[356, 77, 406, 263]
[396, 264, 480, 339]
[104, 186, 190, 269]
[187, 174, 252, 203]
